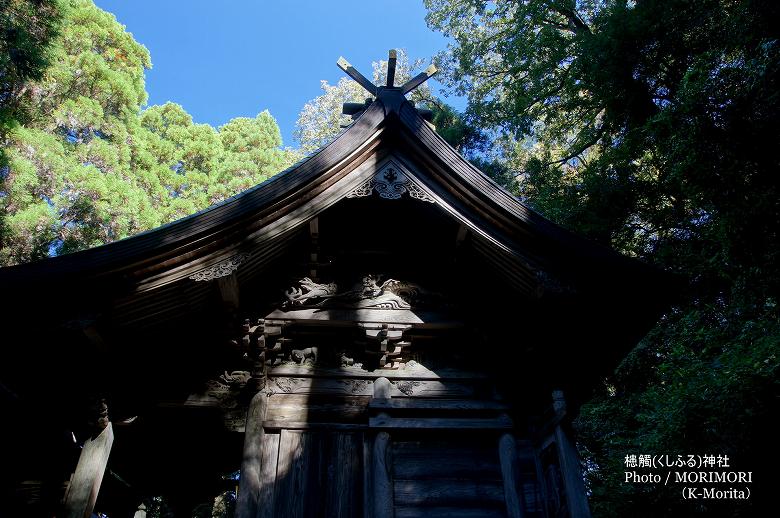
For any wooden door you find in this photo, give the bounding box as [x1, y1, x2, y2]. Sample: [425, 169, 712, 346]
[391, 437, 508, 517]
[238, 379, 541, 518]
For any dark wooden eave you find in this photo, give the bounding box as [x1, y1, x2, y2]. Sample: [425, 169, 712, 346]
[0, 100, 386, 289]
[0, 88, 675, 332]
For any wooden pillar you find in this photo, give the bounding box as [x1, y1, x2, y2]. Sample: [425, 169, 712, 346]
[499, 433, 526, 518]
[236, 392, 269, 518]
[63, 423, 114, 518]
[371, 432, 393, 518]
[552, 391, 591, 518]
[367, 377, 393, 518]
[248, 320, 267, 392]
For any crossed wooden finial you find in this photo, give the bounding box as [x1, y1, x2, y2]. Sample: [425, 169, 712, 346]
[337, 49, 438, 96]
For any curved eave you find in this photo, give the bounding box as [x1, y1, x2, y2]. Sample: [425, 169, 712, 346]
[395, 100, 677, 300]
[0, 101, 389, 289]
[1, 91, 678, 314]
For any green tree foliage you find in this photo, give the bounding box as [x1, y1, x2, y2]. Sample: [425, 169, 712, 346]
[212, 111, 292, 203]
[0, 0, 62, 141]
[427, 0, 779, 515]
[2, 0, 157, 262]
[0, 0, 295, 266]
[137, 102, 220, 220]
[0, 0, 61, 271]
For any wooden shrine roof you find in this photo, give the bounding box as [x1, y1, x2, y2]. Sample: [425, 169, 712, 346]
[0, 85, 676, 337]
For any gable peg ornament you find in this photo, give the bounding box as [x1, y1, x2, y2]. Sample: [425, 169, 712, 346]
[337, 56, 379, 96]
[386, 49, 397, 87]
[338, 49, 438, 120]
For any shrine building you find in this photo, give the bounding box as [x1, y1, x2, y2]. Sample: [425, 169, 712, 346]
[0, 52, 673, 518]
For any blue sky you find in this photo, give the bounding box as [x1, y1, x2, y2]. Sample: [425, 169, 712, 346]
[93, 0, 456, 147]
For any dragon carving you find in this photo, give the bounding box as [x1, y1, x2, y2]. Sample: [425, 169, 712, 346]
[283, 275, 424, 309]
[284, 277, 338, 304]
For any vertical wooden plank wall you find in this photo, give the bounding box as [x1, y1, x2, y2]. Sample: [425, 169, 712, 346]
[325, 433, 363, 517]
[274, 430, 317, 518]
[238, 388, 367, 518]
[271, 429, 364, 517]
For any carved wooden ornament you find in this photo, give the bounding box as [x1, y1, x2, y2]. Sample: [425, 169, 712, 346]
[347, 162, 435, 203]
[188, 254, 249, 282]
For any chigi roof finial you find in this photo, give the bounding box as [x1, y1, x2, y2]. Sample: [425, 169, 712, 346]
[338, 50, 438, 122]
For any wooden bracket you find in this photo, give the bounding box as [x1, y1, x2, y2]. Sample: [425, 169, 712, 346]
[338, 51, 437, 97]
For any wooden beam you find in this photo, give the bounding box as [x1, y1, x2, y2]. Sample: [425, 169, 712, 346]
[63, 423, 114, 518]
[236, 392, 269, 518]
[369, 399, 510, 411]
[261, 421, 366, 431]
[268, 364, 488, 380]
[386, 49, 397, 87]
[401, 64, 438, 95]
[265, 376, 475, 398]
[395, 508, 505, 518]
[369, 415, 513, 430]
[337, 56, 378, 96]
[343, 102, 368, 116]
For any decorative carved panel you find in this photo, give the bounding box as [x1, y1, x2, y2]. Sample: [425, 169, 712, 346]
[347, 161, 435, 203]
[188, 254, 249, 282]
[283, 275, 433, 310]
